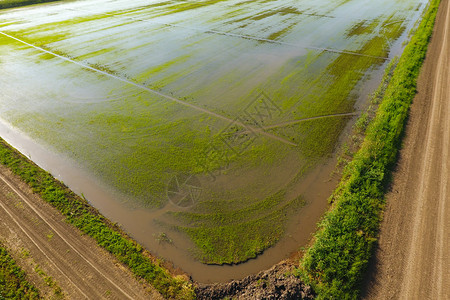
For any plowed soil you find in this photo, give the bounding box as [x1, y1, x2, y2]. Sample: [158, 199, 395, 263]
[363, 0, 450, 298]
[0, 164, 163, 299]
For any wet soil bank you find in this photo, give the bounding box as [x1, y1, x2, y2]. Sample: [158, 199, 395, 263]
[196, 260, 314, 300]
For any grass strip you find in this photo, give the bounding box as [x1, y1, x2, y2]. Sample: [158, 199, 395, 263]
[0, 139, 195, 299]
[0, 242, 41, 299]
[0, 0, 61, 10]
[298, 0, 441, 298]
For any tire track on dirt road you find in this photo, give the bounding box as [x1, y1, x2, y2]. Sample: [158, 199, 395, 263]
[0, 173, 133, 299]
[0, 165, 162, 299]
[0, 191, 90, 299]
[363, 1, 450, 299]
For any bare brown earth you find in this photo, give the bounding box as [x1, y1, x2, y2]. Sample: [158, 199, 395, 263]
[363, 0, 450, 299]
[0, 164, 163, 299]
[196, 260, 315, 300]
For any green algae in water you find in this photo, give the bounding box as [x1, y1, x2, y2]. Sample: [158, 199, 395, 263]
[0, 0, 427, 265]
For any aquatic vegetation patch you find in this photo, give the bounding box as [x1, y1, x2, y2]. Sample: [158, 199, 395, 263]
[267, 23, 296, 41]
[0, 0, 428, 267]
[156, 0, 231, 17]
[179, 194, 304, 264]
[346, 19, 380, 37]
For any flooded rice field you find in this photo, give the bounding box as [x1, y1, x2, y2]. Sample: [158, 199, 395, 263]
[0, 0, 428, 282]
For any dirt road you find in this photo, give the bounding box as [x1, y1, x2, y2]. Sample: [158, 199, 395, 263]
[0, 164, 163, 299]
[363, 1, 449, 299]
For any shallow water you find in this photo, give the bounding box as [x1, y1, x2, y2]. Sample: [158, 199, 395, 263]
[0, 0, 427, 281]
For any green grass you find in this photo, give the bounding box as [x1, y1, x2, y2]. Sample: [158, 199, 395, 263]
[267, 23, 296, 41]
[0, 138, 195, 299]
[157, 0, 231, 16]
[298, 0, 441, 298]
[0, 0, 60, 10]
[33, 264, 62, 297]
[0, 242, 41, 299]
[346, 19, 379, 37]
[0, 0, 425, 266]
[171, 191, 305, 264]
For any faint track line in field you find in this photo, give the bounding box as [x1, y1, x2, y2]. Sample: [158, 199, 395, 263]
[68, 8, 390, 61]
[240, 112, 358, 135]
[0, 172, 136, 299]
[0, 31, 297, 147]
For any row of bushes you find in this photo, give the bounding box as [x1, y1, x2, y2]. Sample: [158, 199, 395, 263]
[0, 138, 195, 299]
[298, 0, 441, 298]
[0, 0, 60, 10]
[0, 242, 41, 299]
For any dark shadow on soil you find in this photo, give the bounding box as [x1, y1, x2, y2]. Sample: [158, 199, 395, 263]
[196, 261, 315, 300]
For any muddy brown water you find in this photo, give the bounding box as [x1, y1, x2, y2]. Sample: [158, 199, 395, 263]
[0, 118, 337, 283]
[0, 0, 428, 283]
[0, 63, 379, 283]
[0, 67, 398, 284]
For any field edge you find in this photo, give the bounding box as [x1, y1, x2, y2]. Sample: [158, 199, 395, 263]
[297, 0, 442, 298]
[0, 137, 195, 299]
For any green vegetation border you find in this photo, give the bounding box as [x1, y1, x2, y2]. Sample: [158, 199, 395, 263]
[298, 0, 441, 298]
[0, 241, 41, 299]
[0, 0, 61, 10]
[0, 139, 195, 299]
